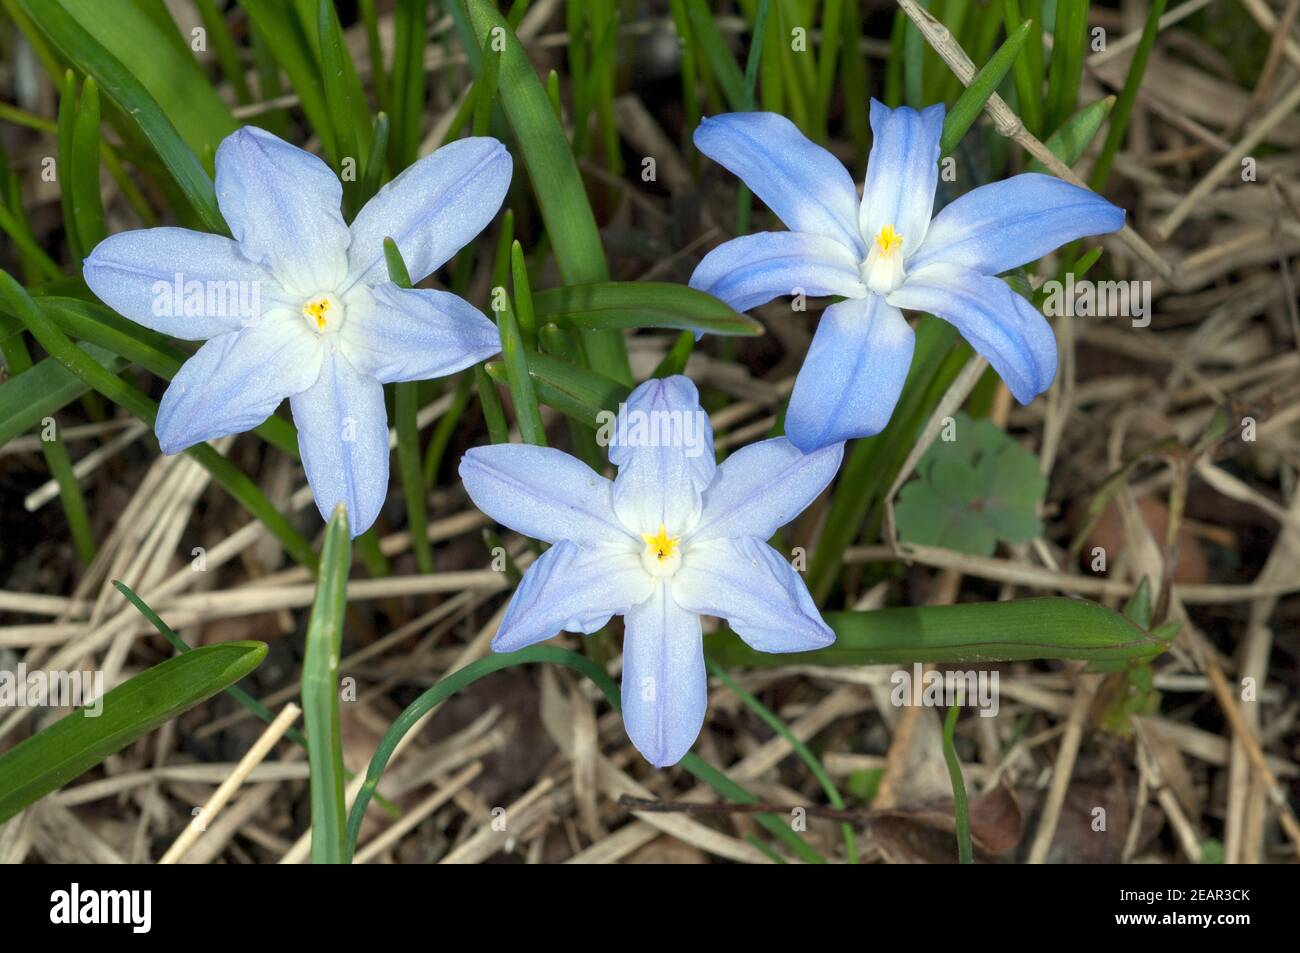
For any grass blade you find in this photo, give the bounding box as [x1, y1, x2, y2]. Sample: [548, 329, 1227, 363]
[1029, 95, 1115, 173]
[382, 239, 434, 575]
[1044, 0, 1089, 134]
[463, 0, 630, 384]
[943, 703, 973, 863]
[531, 281, 761, 336]
[19, 0, 227, 232]
[70, 77, 107, 256]
[1088, 0, 1167, 190]
[708, 596, 1174, 668]
[0, 640, 267, 823]
[940, 19, 1032, 155]
[1003, 0, 1043, 136]
[301, 505, 351, 864]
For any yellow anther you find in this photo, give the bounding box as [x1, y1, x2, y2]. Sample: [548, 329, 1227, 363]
[641, 524, 680, 563]
[302, 296, 332, 331]
[874, 224, 904, 257]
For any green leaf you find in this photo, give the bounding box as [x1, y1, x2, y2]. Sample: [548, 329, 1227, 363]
[510, 241, 538, 350]
[940, 19, 1032, 155]
[1029, 96, 1115, 174]
[384, 239, 433, 574]
[1044, 0, 1089, 134]
[943, 704, 973, 863]
[18, 0, 228, 232]
[70, 76, 107, 255]
[682, 0, 747, 111]
[0, 641, 267, 823]
[38, 0, 236, 159]
[194, 0, 254, 104]
[463, 0, 630, 383]
[896, 412, 1046, 556]
[28, 294, 299, 458]
[240, 0, 337, 162]
[707, 596, 1173, 668]
[496, 297, 547, 448]
[532, 282, 761, 336]
[1122, 576, 1153, 629]
[301, 506, 351, 864]
[316, 0, 370, 202]
[57, 70, 83, 262]
[493, 348, 630, 426]
[0, 340, 123, 448]
[389, 0, 428, 167]
[651, 330, 696, 379]
[1089, 0, 1167, 190]
[1002, 0, 1043, 137]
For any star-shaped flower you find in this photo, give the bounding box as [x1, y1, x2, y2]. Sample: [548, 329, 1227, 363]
[84, 126, 512, 535]
[689, 101, 1125, 452]
[459, 376, 842, 766]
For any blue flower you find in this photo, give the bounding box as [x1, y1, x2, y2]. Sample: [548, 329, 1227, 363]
[459, 376, 841, 767]
[689, 101, 1125, 452]
[83, 127, 512, 535]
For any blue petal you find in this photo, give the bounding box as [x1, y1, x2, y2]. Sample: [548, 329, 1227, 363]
[694, 112, 864, 255]
[155, 313, 322, 454]
[908, 173, 1126, 276]
[289, 350, 390, 536]
[492, 541, 652, 652]
[688, 231, 866, 313]
[888, 262, 1057, 403]
[672, 537, 834, 653]
[459, 444, 630, 546]
[339, 283, 500, 384]
[860, 100, 944, 257]
[785, 295, 915, 452]
[608, 376, 714, 535]
[83, 228, 290, 339]
[344, 137, 512, 291]
[620, 582, 706, 767]
[692, 437, 843, 542]
[215, 126, 350, 296]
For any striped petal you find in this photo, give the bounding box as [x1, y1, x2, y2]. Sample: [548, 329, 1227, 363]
[694, 112, 865, 255]
[689, 231, 867, 313]
[785, 295, 915, 452]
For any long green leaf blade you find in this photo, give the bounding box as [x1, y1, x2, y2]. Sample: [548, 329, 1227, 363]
[301, 505, 351, 864]
[532, 282, 761, 336]
[707, 597, 1174, 668]
[463, 0, 630, 384]
[0, 641, 267, 823]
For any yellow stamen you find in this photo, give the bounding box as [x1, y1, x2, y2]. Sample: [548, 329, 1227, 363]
[303, 297, 332, 331]
[641, 524, 680, 563]
[875, 224, 904, 257]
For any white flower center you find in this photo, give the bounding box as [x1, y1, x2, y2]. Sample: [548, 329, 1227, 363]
[301, 292, 344, 334]
[640, 524, 683, 578]
[860, 224, 906, 295]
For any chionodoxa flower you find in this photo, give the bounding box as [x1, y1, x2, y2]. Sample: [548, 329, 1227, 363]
[690, 101, 1125, 452]
[83, 126, 512, 535]
[459, 376, 842, 766]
